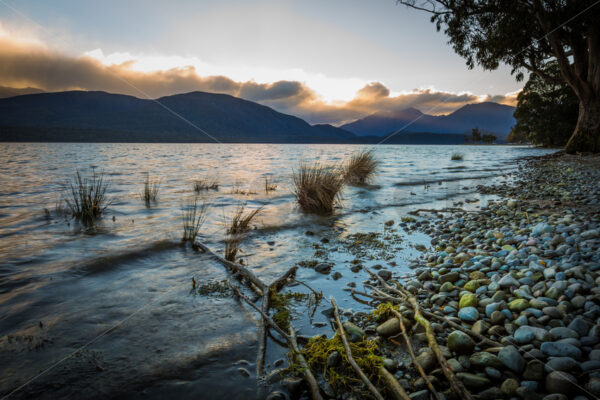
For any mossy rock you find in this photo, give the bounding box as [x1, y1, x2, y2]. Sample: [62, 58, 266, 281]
[463, 280, 480, 292]
[508, 299, 529, 312]
[459, 293, 478, 309]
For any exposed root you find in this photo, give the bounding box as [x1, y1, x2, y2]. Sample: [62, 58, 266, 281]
[331, 297, 384, 400]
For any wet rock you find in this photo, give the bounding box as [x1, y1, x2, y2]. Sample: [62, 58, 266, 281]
[544, 357, 579, 373]
[440, 271, 460, 283]
[327, 351, 341, 367]
[458, 306, 479, 322]
[498, 345, 525, 373]
[447, 331, 475, 355]
[416, 350, 436, 372]
[237, 367, 251, 377]
[545, 370, 576, 394]
[342, 321, 365, 342]
[522, 359, 544, 381]
[408, 390, 429, 400]
[315, 262, 333, 274]
[331, 271, 342, 280]
[456, 372, 490, 388]
[377, 270, 392, 281]
[376, 318, 402, 337]
[282, 377, 304, 395]
[508, 299, 529, 312]
[540, 342, 582, 359]
[499, 274, 520, 288]
[568, 317, 590, 336]
[265, 391, 287, 400]
[459, 293, 478, 309]
[469, 352, 503, 369]
[501, 378, 519, 396]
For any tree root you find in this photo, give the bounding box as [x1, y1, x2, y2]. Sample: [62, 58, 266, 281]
[391, 310, 442, 400]
[330, 297, 384, 400]
[379, 366, 412, 400]
[229, 284, 323, 400]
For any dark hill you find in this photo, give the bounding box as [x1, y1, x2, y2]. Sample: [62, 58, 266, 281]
[0, 90, 355, 143]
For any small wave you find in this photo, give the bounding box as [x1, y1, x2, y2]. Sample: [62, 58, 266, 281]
[73, 240, 180, 275]
[394, 173, 504, 187]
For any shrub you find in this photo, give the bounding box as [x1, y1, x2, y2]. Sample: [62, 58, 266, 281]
[292, 162, 344, 214]
[64, 170, 112, 226]
[224, 205, 262, 262]
[344, 149, 379, 185]
[451, 152, 464, 161]
[182, 195, 208, 242]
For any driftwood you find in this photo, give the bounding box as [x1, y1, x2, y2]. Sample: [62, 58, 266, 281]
[230, 284, 323, 400]
[330, 297, 384, 400]
[194, 239, 266, 295]
[379, 366, 411, 400]
[391, 310, 442, 400]
[399, 289, 474, 400]
[421, 309, 502, 348]
[363, 267, 474, 400]
[257, 266, 298, 375]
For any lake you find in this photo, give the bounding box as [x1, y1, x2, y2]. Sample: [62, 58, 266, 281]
[0, 143, 552, 399]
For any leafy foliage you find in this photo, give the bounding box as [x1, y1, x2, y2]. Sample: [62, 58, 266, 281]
[508, 63, 579, 147]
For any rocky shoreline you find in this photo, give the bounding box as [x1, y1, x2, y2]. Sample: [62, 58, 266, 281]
[283, 152, 600, 400]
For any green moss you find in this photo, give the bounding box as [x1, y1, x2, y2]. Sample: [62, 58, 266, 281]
[290, 335, 383, 394]
[269, 289, 310, 331]
[401, 216, 416, 223]
[339, 231, 403, 261]
[192, 279, 232, 297]
[297, 259, 319, 269]
[369, 302, 399, 321]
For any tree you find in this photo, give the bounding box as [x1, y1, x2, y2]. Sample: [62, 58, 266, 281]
[471, 127, 482, 143]
[482, 133, 497, 144]
[508, 62, 579, 146]
[399, 0, 600, 153]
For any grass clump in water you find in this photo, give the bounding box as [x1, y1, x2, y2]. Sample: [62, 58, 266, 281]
[264, 176, 277, 193]
[64, 170, 112, 226]
[292, 162, 344, 214]
[194, 178, 219, 192]
[451, 152, 464, 161]
[224, 205, 262, 262]
[181, 195, 208, 242]
[344, 149, 379, 186]
[290, 335, 383, 394]
[141, 172, 160, 205]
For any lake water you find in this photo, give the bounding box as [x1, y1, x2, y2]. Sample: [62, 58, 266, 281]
[0, 143, 552, 399]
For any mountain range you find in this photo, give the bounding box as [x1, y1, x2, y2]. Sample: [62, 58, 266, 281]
[0, 89, 516, 143]
[340, 102, 516, 139]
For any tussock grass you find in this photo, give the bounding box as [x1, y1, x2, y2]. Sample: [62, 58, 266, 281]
[264, 176, 277, 193]
[182, 195, 208, 242]
[451, 152, 464, 161]
[224, 205, 262, 262]
[141, 172, 160, 205]
[344, 149, 379, 186]
[230, 180, 257, 195]
[292, 162, 344, 214]
[65, 170, 112, 226]
[194, 178, 219, 192]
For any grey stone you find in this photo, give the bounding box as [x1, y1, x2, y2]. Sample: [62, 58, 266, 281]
[498, 345, 525, 373]
[540, 342, 582, 359]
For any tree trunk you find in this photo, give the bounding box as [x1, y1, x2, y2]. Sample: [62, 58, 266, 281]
[566, 97, 600, 153]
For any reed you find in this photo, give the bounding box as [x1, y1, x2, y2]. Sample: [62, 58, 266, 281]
[451, 152, 464, 161]
[194, 177, 219, 192]
[141, 172, 160, 205]
[344, 149, 379, 186]
[264, 176, 277, 193]
[64, 170, 111, 226]
[224, 205, 262, 262]
[182, 195, 208, 242]
[292, 162, 344, 214]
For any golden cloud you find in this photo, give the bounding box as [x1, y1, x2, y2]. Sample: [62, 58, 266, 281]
[0, 33, 518, 125]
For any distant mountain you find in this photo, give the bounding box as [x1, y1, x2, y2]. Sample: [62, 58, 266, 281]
[341, 102, 516, 138]
[0, 90, 355, 143]
[0, 86, 45, 99]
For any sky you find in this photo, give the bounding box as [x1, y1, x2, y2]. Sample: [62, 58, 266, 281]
[0, 0, 524, 125]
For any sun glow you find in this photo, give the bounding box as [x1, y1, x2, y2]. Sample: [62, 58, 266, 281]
[84, 48, 367, 103]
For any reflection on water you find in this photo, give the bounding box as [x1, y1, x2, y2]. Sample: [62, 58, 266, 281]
[0, 143, 552, 398]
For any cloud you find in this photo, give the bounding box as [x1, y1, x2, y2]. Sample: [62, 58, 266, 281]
[0, 30, 518, 125]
